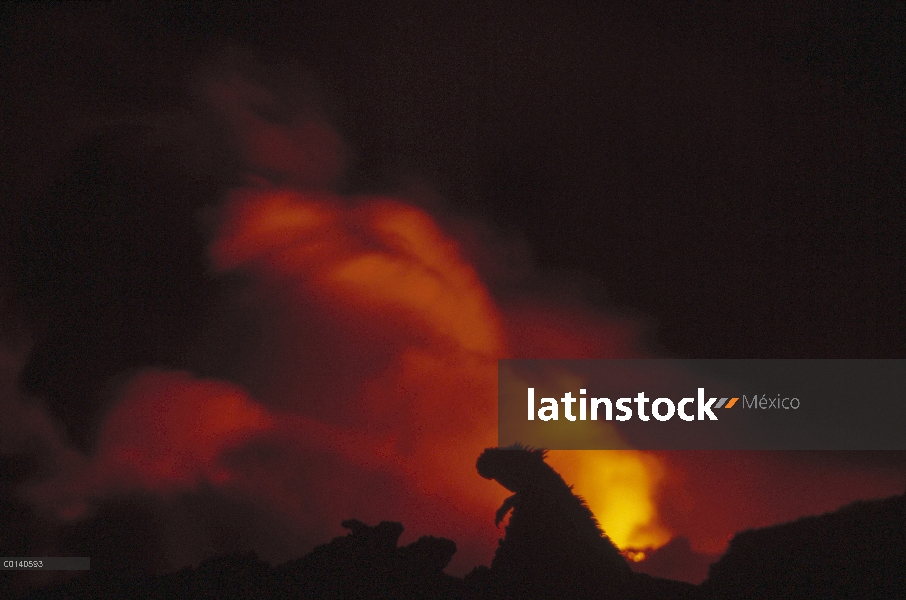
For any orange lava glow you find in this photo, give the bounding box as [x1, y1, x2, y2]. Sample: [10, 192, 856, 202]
[5, 60, 905, 589]
[205, 187, 668, 566]
[622, 550, 647, 563]
[25, 185, 666, 572]
[15, 65, 670, 572]
[547, 450, 671, 551]
[93, 370, 274, 492]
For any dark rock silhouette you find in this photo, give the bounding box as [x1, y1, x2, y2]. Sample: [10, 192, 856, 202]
[629, 536, 718, 585]
[152, 551, 273, 600]
[20, 519, 464, 600]
[14, 453, 904, 599]
[273, 518, 463, 599]
[701, 489, 906, 600]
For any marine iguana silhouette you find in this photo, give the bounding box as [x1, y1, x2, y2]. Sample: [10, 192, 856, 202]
[475, 444, 632, 599]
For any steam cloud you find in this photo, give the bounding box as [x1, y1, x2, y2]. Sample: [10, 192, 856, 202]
[3, 52, 904, 585]
[8, 179, 659, 573]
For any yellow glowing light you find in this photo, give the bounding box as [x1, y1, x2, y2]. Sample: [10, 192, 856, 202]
[621, 549, 647, 562]
[547, 450, 672, 551]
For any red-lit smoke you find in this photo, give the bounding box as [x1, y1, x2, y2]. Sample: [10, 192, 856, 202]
[5, 59, 904, 584]
[12, 177, 669, 573]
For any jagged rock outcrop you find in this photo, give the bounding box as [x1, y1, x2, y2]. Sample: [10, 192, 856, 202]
[701, 490, 906, 600]
[274, 518, 463, 599]
[22, 450, 902, 600]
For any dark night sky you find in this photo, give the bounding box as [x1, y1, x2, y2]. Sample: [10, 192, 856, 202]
[1, 1, 902, 361]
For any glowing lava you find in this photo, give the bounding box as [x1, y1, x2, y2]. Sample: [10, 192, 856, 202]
[16, 60, 672, 574]
[547, 450, 671, 551]
[204, 186, 671, 566]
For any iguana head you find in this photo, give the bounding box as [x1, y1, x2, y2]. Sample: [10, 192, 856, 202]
[476, 444, 548, 493]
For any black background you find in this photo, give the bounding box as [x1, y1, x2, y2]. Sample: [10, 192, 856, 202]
[1, 2, 903, 360]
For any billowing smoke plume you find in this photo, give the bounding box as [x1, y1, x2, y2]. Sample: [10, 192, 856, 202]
[4, 48, 904, 586]
[4, 50, 670, 576]
[11, 181, 662, 572]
